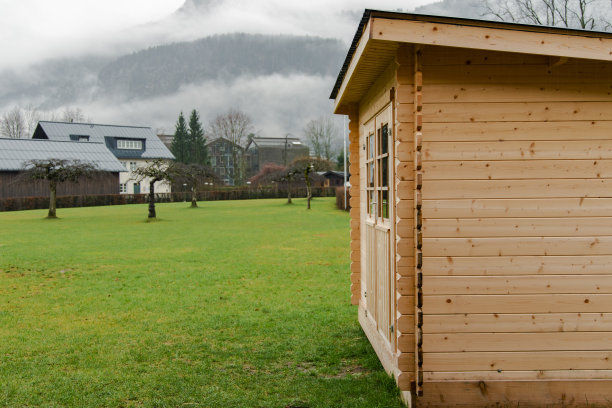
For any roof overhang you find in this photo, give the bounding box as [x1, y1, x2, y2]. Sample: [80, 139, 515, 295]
[332, 10, 612, 114]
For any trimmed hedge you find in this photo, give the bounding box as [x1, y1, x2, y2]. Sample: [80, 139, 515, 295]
[0, 187, 336, 212]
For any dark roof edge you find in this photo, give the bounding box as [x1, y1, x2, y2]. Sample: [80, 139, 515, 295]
[38, 120, 152, 130]
[330, 9, 612, 100]
[0, 137, 105, 145]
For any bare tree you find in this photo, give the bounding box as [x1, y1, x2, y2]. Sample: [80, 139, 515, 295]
[61, 107, 90, 123]
[23, 104, 41, 137]
[21, 159, 98, 218]
[172, 163, 218, 208]
[290, 156, 334, 210]
[133, 159, 175, 219]
[208, 109, 253, 185]
[1, 107, 26, 139]
[304, 116, 338, 161]
[483, 0, 611, 30]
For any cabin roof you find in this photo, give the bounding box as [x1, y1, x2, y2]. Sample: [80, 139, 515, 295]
[34, 121, 175, 160]
[0, 138, 126, 172]
[331, 9, 612, 113]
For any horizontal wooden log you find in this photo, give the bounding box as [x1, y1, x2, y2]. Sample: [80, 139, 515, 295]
[418, 379, 612, 407]
[422, 159, 612, 180]
[398, 333, 415, 353]
[423, 332, 612, 352]
[421, 46, 549, 66]
[422, 102, 612, 123]
[423, 313, 612, 333]
[423, 351, 612, 371]
[422, 82, 612, 103]
[422, 120, 612, 142]
[397, 276, 414, 295]
[422, 217, 612, 238]
[395, 199, 414, 219]
[422, 140, 612, 161]
[423, 236, 612, 257]
[423, 275, 612, 295]
[397, 314, 415, 334]
[423, 294, 612, 314]
[422, 198, 612, 219]
[395, 161, 412, 181]
[422, 255, 612, 276]
[398, 295, 414, 314]
[397, 352, 415, 372]
[422, 179, 612, 200]
[396, 237, 414, 257]
[423, 64, 612, 84]
[423, 369, 612, 381]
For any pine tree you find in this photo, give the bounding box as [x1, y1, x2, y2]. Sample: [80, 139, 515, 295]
[188, 109, 208, 166]
[171, 112, 189, 163]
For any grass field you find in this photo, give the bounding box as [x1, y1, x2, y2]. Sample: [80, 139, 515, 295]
[0, 198, 403, 407]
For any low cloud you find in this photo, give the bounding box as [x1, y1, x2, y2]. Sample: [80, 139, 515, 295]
[75, 73, 342, 141]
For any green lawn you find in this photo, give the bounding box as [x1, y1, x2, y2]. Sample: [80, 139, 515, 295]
[0, 198, 403, 408]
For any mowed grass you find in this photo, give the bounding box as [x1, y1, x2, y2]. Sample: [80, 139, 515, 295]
[0, 198, 403, 408]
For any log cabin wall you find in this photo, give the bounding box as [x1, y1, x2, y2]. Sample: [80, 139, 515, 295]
[417, 44, 612, 406]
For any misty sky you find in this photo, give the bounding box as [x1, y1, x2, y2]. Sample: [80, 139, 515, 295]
[0, 0, 436, 71]
[0, 0, 441, 138]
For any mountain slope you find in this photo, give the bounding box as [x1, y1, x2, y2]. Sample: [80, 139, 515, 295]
[97, 33, 346, 99]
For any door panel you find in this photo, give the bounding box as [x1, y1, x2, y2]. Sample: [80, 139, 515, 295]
[362, 104, 395, 350]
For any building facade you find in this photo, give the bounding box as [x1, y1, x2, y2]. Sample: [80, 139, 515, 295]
[206, 137, 244, 186]
[245, 136, 309, 178]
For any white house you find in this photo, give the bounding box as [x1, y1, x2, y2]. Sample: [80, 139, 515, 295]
[33, 121, 175, 194]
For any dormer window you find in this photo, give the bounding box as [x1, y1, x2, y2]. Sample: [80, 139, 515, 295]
[117, 139, 143, 150]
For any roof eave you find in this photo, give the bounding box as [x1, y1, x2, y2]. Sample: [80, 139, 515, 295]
[331, 10, 612, 112]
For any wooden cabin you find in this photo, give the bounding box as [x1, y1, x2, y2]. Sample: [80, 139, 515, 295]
[331, 9, 612, 407]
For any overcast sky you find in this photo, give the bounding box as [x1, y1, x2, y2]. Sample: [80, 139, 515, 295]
[0, 0, 437, 71]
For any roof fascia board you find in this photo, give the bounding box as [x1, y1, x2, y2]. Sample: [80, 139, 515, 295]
[371, 17, 612, 62]
[333, 19, 373, 114]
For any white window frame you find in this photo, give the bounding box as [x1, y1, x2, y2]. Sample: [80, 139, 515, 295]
[119, 183, 127, 193]
[117, 139, 143, 150]
[129, 161, 137, 172]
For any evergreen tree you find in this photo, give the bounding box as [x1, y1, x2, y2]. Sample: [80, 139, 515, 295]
[188, 109, 208, 166]
[171, 112, 189, 163]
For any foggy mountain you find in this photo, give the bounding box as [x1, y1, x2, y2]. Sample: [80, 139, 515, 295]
[98, 34, 345, 100]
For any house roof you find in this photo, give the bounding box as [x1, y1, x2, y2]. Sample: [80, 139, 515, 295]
[331, 9, 612, 112]
[0, 138, 126, 172]
[246, 136, 306, 149]
[206, 137, 244, 150]
[34, 121, 175, 160]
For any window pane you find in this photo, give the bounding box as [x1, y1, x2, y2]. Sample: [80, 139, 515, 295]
[368, 163, 374, 188]
[381, 157, 388, 187]
[381, 124, 388, 155]
[369, 190, 375, 215]
[368, 135, 374, 159]
[381, 190, 389, 219]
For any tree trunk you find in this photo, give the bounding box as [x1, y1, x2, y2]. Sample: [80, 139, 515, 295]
[287, 187, 292, 204]
[305, 170, 312, 210]
[191, 186, 198, 208]
[148, 181, 156, 218]
[48, 180, 57, 218]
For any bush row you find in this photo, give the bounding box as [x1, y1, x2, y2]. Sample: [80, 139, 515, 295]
[0, 187, 336, 212]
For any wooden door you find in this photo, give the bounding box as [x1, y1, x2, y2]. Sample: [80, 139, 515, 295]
[362, 105, 395, 351]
